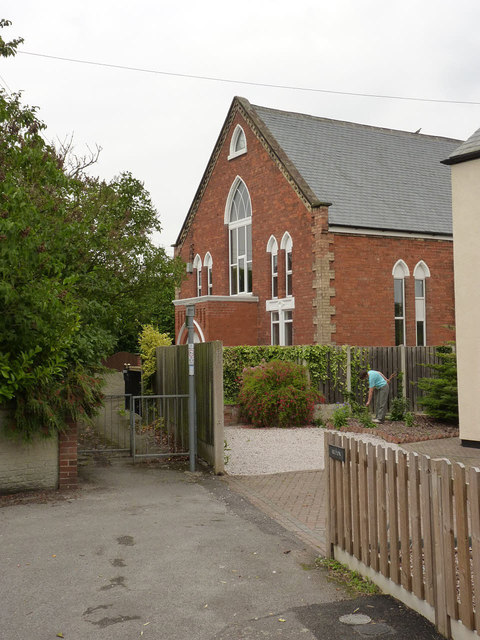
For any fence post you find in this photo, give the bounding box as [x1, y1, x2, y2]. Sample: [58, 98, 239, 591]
[400, 345, 407, 399]
[431, 459, 451, 638]
[130, 402, 136, 463]
[324, 432, 335, 558]
[346, 346, 352, 394]
[468, 467, 480, 633]
[212, 341, 225, 474]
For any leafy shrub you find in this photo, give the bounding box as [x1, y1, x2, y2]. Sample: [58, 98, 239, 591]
[331, 404, 351, 429]
[223, 347, 282, 402]
[417, 343, 458, 423]
[237, 360, 319, 428]
[352, 402, 376, 428]
[387, 371, 409, 421]
[389, 396, 410, 421]
[9, 366, 105, 441]
[331, 400, 376, 429]
[223, 345, 363, 403]
[138, 324, 172, 390]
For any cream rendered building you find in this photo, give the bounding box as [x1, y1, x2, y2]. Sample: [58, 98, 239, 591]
[443, 128, 480, 445]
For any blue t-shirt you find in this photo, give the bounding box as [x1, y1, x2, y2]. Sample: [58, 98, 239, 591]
[368, 370, 387, 389]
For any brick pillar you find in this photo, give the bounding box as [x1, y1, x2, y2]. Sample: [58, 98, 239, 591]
[58, 421, 78, 490]
[312, 205, 336, 344]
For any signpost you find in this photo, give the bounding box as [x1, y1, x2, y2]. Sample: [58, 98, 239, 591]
[186, 305, 196, 472]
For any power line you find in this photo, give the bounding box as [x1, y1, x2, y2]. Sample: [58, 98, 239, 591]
[0, 73, 12, 94]
[18, 50, 480, 106]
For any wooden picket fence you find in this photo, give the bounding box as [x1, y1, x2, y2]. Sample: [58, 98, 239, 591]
[325, 431, 480, 639]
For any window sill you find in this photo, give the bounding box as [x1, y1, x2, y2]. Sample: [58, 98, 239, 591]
[228, 149, 247, 161]
[174, 294, 259, 305]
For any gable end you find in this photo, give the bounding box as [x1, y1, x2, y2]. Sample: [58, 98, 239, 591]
[175, 97, 331, 250]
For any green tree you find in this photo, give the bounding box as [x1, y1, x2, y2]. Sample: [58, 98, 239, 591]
[0, 20, 184, 438]
[0, 90, 81, 403]
[51, 169, 184, 354]
[0, 18, 23, 57]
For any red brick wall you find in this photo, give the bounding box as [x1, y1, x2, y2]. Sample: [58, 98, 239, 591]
[331, 233, 455, 346]
[176, 299, 258, 346]
[58, 422, 78, 489]
[175, 111, 316, 346]
[175, 109, 455, 348]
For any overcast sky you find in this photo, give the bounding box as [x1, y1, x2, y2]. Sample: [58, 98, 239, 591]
[2, 1, 480, 253]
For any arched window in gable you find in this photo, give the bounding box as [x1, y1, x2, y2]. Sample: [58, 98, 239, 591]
[229, 124, 247, 159]
[266, 236, 278, 299]
[193, 254, 202, 297]
[414, 261, 430, 346]
[225, 177, 252, 295]
[204, 252, 213, 296]
[281, 232, 293, 297]
[392, 260, 409, 345]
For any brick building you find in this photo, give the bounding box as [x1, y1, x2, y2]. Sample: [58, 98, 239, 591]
[173, 97, 460, 347]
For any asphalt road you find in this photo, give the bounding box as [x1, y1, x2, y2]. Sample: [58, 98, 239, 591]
[0, 458, 444, 639]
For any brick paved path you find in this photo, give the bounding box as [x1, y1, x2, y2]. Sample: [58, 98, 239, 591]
[224, 436, 480, 559]
[225, 470, 326, 555]
[402, 436, 480, 469]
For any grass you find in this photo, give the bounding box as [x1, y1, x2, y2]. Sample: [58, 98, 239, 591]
[316, 557, 380, 595]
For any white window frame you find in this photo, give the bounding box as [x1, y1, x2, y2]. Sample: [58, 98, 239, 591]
[204, 252, 213, 296]
[193, 254, 202, 297]
[414, 261, 430, 346]
[266, 298, 295, 346]
[266, 236, 278, 299]
[280, 232, 293, 297]
[270, 309, 294, 346]
[271, 310, 280, 345]
[392, 259, 409, 346]
[228, 124, 247, 160]
[225, 177, 252, 296]
[283, 309, 293, 346]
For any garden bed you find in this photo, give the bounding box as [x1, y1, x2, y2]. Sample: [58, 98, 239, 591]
[330, 414, 459, 445]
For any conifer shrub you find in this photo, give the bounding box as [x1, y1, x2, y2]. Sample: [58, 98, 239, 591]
[417, 343, 458, 424]
[237, 360, 320, 428]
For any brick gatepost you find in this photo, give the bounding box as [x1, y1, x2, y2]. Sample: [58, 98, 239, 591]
[58, 421, 78, 489]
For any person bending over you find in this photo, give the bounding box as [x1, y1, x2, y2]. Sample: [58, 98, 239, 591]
[359, 369, 396, 423]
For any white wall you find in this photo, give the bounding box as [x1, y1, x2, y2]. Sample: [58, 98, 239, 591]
[452, 157, 480, 442]
[0, 410, 58, 493]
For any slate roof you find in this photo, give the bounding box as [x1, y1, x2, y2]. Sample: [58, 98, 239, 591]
[175, 98, 463, 248]
[250, 102, 461, 235]
[443, 127, 480, 165]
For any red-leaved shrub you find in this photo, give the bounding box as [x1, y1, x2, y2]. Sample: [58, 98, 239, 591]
[238, 360, 320, 428]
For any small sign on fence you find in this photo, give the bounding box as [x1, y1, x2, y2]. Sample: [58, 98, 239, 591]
[329, 444, 345, 462]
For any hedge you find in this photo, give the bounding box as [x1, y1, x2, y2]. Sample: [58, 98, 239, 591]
[223, 345, 354, 402]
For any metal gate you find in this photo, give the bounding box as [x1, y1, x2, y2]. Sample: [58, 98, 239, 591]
[130, 394, 190, 463]
[78, 394, 132, 455]
[78, 393, 190, 460]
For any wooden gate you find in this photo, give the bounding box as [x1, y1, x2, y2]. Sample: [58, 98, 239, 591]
[155, 341, 224, 474]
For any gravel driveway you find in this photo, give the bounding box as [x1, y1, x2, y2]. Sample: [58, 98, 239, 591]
[224, 426, 403, 476]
